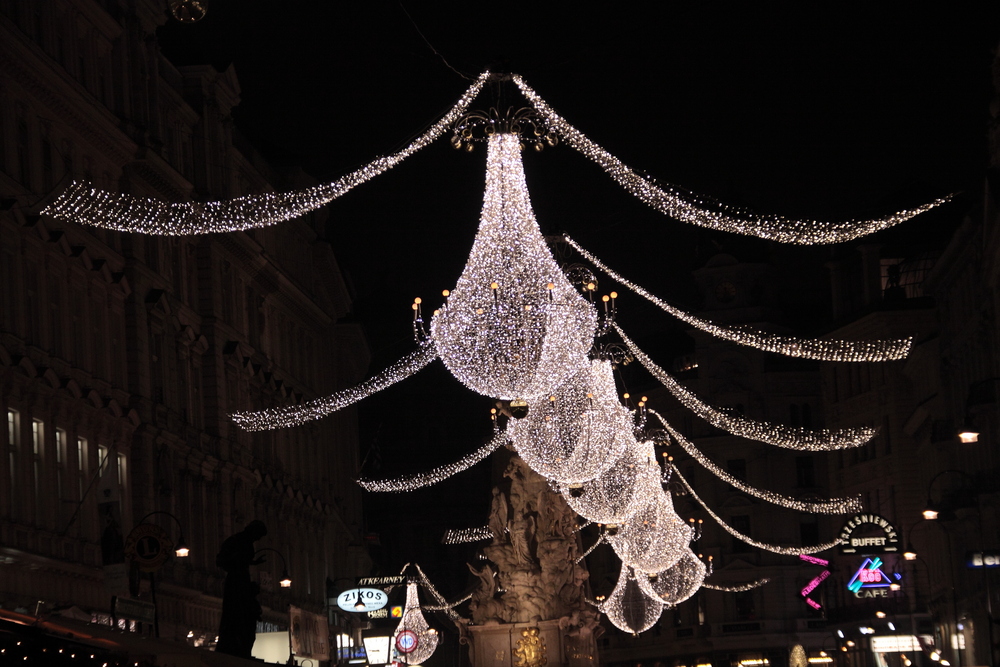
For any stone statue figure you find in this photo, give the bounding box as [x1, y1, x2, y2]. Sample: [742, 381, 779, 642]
[215, 520, 268, 658]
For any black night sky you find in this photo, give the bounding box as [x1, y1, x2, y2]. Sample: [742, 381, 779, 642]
[159, 3, 999, 589]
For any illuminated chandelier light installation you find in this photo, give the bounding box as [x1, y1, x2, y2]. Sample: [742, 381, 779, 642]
[636, 548, 707, 606]
[393, 580, 440, 664]
[512, 76, 951, 246]
[647, 409, 862, 514]
[442, 526, 493, 544]
[562, 438, 661, 525]
[608, 490, 692, 574]
[671, 466, 842, 555]
[507, 358, 632, 484]
[231, 342, 437, 431]
[429, 132, 598, 400]
[356, 431, 508, 492]
[566, 236, 912, 362]
[42, 74, 491, 234]
[599, 566, 664, 634]
[615, 324, 875, 451]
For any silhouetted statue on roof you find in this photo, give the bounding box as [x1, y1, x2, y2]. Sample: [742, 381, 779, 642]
[215, 520, 268, 658]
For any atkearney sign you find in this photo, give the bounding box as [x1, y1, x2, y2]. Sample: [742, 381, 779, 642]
[838, 513, 899, 555]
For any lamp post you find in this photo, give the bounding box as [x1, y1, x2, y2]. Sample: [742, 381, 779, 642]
[254, 548, 294, 665]
[125, 510, 189, 638]
[921, 470, 994, 667]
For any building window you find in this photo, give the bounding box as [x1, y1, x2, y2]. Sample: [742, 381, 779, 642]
[7, 409, 19, 517]
[56, 428, 66, 502]
[800, 522, 819, 547]
[796, 457, 815, 488]
[32, 419, 43, 522]
[731, 515, 752, 553]
[734, 591, 756, 620]
[77, 437, 87, 501]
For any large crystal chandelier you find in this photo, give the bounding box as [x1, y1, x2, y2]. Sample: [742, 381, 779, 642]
[609, 490, 692, 574]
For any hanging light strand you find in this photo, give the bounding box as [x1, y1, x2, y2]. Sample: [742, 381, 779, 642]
[413, 563, 463, 621]
[647, 409, 862, 514]
[576, 533, 607, 563]
[357, 432, 507, 492]
[442, 526, 493, 544]
[671, 466, 840, 555]
[421, 592, 474, 612]
[566, 236, 911, 362]
[512, 76, 950, 246]
[702, 579, 771, 592]
[231, 342, 437, 431]
[43, 73, 491, 235]
[615, 324, 874, 451]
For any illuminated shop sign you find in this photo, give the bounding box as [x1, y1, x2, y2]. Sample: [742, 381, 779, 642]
[967, 551, 1000, 568]
[847, 557, 901, 598]
[798, 554, 831, 610]
[838, 514, 899, 555]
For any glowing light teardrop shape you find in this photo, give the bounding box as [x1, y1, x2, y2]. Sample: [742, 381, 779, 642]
[392, 581, 439, 665]
[562, 438, 661, 525]
[637, 548, 707, 606]
[609, 490, 692, 574]
[430, 133, 598, 400]
[600, 565, 664, 634]
[509, 359, 631, 484]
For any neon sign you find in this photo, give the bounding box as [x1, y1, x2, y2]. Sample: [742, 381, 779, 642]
[847, 557, 901, 597]
[799, 554, 831, 610]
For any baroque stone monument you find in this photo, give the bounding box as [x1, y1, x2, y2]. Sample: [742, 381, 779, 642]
[459, 453, 601, 667]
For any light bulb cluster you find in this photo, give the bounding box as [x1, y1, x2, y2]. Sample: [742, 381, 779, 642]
[42, 73, 491, 234]
[356, 432, 507, 492]
[430, 133, 598, 399]
[512, 76, 951, 246]
[702, 579, 771, 592]
[599, 565, 664, 634]
[671, 466, 842, 555]
[567, 236, 912, 362]
[636, 548, 707, 607]
[442, 526, 493, 544]
[648, 410, 862, 514]
[393, 580, 440, 664]
[507, 359, 632, 484]
[608, 490, 693, 574]
[231, 343, 437, 431]
[562, 439, 661, 525]
[616, 324, 875, 451]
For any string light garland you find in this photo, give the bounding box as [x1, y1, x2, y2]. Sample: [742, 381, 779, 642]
[609, 490, 693, 574]
[702, 579, 771, 592]
[576, 533, 607, 563]
[636, 548, 707, 606]
[507, 358, 631, 484]
[421, 592, 474, 611]
[231, 343, 437, 431]
[616, 324, 875, 451]
[430, 133, 598, 400]
[647, 409, 862, 514]
[599, 565, 664, 634]
[671, 466, 841, 555]
[562, 438, 662, 525]
[567, 236, 912, 362]
[412, 563, 466, 620]
[42, 73, 491, 234]
[512, 76, 950, 246]
[442, 526, 493, 544]
[357, 432, 507, 492]
[393, 580, 440, 664]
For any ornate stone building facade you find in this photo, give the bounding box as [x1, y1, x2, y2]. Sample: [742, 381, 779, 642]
[0, 0, 370, 648]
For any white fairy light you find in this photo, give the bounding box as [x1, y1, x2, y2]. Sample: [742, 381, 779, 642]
[567, 236, 911, 362]
[357, 432, 507, 492]
[412, 563, 464, 621]
[647, 410, 862, 514]
[42, 73, 491, 234]
[562, 438, 661, 526]
[600, 566, 664, 634]
[393, 580, 440, 664]
[672, 466, 841, 555]
[507, 358, 631, 484]
[702, 579, 771, 592]
[609, 490, 692, 574]
[616, 325, 874, 451]
[636, 548, 707, 606]
[430, 133, 597, 400]
[512, 76, 950, 246]
[576, 533, 607, 563]
[421, 592, 473, 611]
[442, 526, 493, 544]
[231, 343, 437, 431]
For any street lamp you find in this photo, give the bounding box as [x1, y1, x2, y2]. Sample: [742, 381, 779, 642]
[138, 510, 190, 558]
[255, 547, 292, 588]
